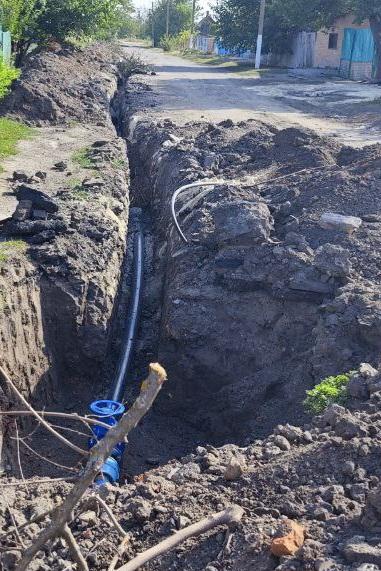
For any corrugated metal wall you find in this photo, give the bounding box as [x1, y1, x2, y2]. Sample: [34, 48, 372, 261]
[340, 28, 375, 79]
[0, 25, 12, 65]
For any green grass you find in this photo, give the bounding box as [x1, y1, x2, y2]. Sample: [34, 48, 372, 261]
[72, 147, 94, 169]
[0, 240, 27, 264]
[0, 62, 20, 100]
[304, 373, 352, 414]
[112, 157, 126, 169]
[172, 50, 272, 77]
[0, 118, 34, 172]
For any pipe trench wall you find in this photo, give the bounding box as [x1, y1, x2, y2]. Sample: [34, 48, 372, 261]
[123, 118, 381, 442]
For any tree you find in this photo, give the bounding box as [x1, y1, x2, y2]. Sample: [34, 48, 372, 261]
[0, 0, 135, 64]
[148, 0, 193, 47]
[215, 0, 381, 80]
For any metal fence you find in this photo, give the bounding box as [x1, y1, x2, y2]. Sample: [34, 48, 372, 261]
[0, 24, 12, 65]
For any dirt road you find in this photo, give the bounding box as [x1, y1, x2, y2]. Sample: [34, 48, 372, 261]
[124, 43, 381, 148]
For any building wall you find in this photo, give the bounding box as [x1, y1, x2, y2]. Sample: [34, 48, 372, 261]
[314, 15, 370, 69]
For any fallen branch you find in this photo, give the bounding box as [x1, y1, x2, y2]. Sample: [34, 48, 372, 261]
[93, 496, 126, 538]
[115, 505, 244, 571]
[16, 363, 167, 571]
[108, 535, 130, 571]
[0, 366, 87, 457]
[63, 524, 89, 571]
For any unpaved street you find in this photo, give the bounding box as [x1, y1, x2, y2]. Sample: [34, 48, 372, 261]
[124, 43, 381, 147]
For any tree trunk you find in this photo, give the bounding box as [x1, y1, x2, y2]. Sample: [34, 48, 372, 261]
[370, 15, 381, 82]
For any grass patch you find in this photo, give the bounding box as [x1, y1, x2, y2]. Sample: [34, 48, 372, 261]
[0, 118, 34, 172]
[0, 61, 20, 100]
[72, 147, 95, 169]
[304, 372, 353, 414]
[112, 157, 126, 169]
[0, 240, 27, 264]
[173, 50, 271, 77]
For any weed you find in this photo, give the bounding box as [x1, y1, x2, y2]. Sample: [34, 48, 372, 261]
[0, 240, 27, 264]
[72, 147, 94, 169]
[304, 372, 353, 414]
[0, 118, 34, 172]
[112, 157, 126, 169]
[70, 187, 90, 201]
[0, 61, 20, 100]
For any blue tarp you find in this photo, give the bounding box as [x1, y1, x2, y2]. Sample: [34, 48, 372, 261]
[341, 28, 375, 63]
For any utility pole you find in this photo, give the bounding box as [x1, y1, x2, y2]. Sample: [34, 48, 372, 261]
[151, 1, 155, 47]
[166, 0, 170, 36]
[190, 0, 196, 49]
[255, 0, 266, 69]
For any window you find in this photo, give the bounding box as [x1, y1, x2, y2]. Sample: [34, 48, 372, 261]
[328, 33, 338, 50]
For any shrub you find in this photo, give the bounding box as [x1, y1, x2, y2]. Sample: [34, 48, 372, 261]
[0, 61, 20, 100]
[160, 30, 191, 52]
[304, 373, 352, 414]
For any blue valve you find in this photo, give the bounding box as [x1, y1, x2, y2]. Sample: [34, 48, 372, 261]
[88, 400, 126, 485]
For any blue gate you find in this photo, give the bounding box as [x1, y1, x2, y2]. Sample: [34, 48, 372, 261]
[0, 25, 12, 65]
[340, 28, 376, 80]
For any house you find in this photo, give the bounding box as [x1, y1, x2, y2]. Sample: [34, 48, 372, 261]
[191, 12, 216, 53]
[263, 15, 376, 81]
[313, 15, 375, 80]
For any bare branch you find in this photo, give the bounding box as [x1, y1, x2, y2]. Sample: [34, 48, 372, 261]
[0, 410, 114, 431]
[14, 420, 27, 486]
[16, 363, 167, 571]
[5, 501, 26, 549]
[92, 496, 126, 538]
[0, 366, 88, 457]
[18, 438, 78, 473]
[114, 506, 244, 571]
[62, 524, 89, 571]
[108, 535, 130, 571]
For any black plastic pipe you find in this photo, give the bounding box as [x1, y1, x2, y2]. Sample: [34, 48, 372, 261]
[109, 216, 144, 403]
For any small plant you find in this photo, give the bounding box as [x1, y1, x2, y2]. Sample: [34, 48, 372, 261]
[0, 61, 20, 100]
[118, 54, 150, 77]
[0, 239, 27, 264]
[112, 157, 126, 169]
[304, 372, 352, 414]
[72, 147, 94, 169]
[160, 30, 191, 53]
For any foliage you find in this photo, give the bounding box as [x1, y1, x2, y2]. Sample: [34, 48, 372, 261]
[160, 30, 191, 52]
[215, 0, 381, 65]
[148, 0, 193, 47]
[0, 118, 33, 171]
[0, 61, 20, 99]
[72, 147, 95, 169]
[304, 373, 352, 414]
[0, 0, 135, 63]
[117, 52, 150, 76]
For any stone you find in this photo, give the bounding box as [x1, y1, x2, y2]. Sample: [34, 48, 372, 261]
[321, 404, 346, 427]
[319, 212, 362, 234]
[175, 514, 191, 529]
[273, 435, 291, 451]
[342, 460, 356, 475]
[348, 375, 370, 400]
[82, 177, 104, 188]
[274, 424, 303, 442]
[53, 161, 68, 171]
[356, 565, 380, 571]
[343, 537, 381, 565]
[12, 170, 30, 182]
[15, 184, 58, 213]
[78, 510, 98, 526]
[314, 559, 341, 570]
[270, 519, 304, 557]
[1, 550, 21, 570]
[224, 457, 245, 481]
[126, 498, 152, 523]
[314, 244, 352, 277]
[334, 414, 368, 439]
[12, 200, 32, 221]
[35, 171, 47, 180]
[169, 462, 201, 484]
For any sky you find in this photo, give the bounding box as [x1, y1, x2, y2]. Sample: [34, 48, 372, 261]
[133, 0, 215, 16]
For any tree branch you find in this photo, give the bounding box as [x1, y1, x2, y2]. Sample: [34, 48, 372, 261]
[115, 506, 244, 571]
[62, 524, 89, 571]
[0, 366, 87, 457]
[16, 363, 167, 571]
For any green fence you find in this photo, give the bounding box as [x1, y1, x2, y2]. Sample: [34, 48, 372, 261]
[0, 25, 12, 65]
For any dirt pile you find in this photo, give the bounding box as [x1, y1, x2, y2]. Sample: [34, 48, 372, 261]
[0, 43, 123, 125]
[117, 114, 381, 442]
[3, 366, 381, 570]
[0, 45, 132, 476]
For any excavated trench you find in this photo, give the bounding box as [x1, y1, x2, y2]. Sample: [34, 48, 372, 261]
[2, 61, 381, 483]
